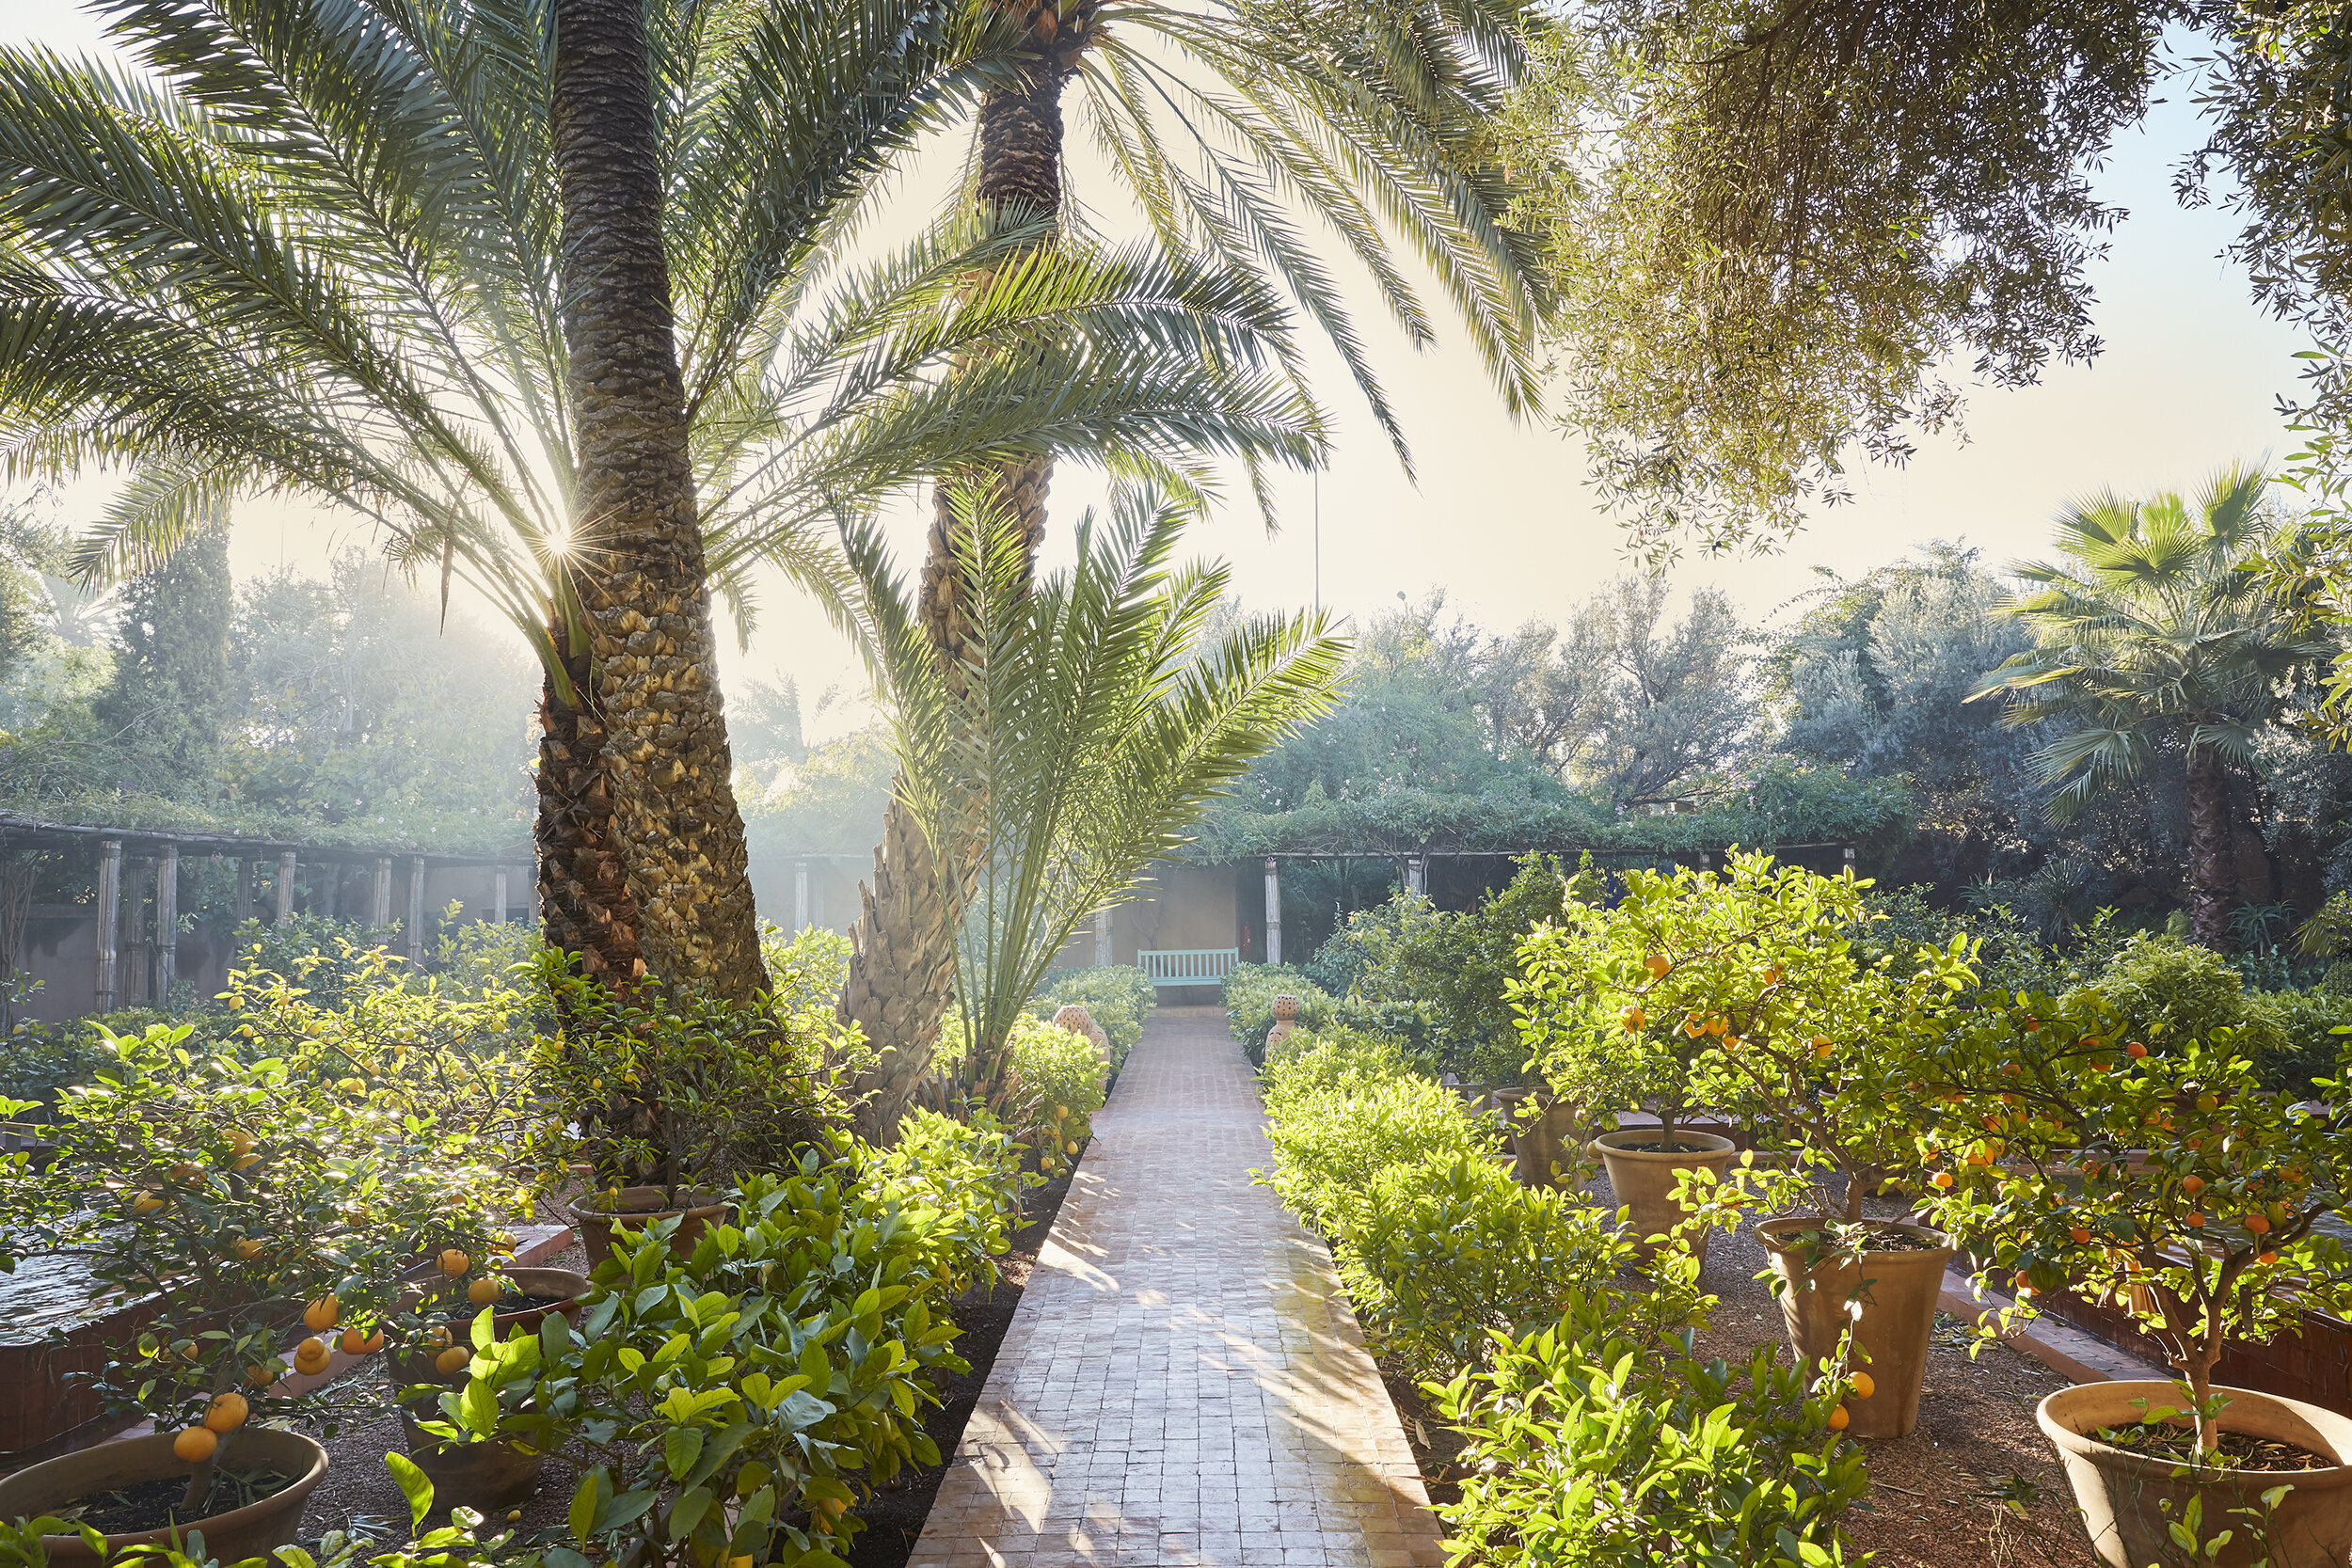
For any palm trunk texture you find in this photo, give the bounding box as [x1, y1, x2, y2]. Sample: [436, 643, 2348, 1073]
[841, 6, 1093, 1141]
[548, 0, 765, 1002]
[2185, 740, 2234, 952]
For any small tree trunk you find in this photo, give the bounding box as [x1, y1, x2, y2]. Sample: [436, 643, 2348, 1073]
[2185, 740, 2235, 952]
[548, 0, 764, 1003]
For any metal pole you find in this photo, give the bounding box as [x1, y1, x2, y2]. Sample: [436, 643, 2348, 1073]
[95, 838, 121, 1012]
[1263, 857, 1282, 967]
[406, 856, 425, 961]
[154, 845, 179, 998]
[276, 849, 297, 922]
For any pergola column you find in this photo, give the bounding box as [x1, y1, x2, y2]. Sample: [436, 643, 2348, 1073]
[95, 838, 122, 1011]
[1263, 857, 1281, 967]
[233, 857, 254, 924]
[1405, 856, 1426, 896]
[372, 857, 393, 927]
[406, 856, 425, 959]
[794, 861, 809, 933]
[493, 864, 510, 925]
[1094, 907, 1112, 967]
[154, 845, 179, 998]
[276, 849, 297, 922]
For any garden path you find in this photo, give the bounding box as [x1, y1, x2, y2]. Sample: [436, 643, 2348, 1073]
[909, 1006, 1445, 1568]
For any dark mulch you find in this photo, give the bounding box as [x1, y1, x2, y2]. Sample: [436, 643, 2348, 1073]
[844, 1156, 1082, 1568]
[66, 1466, 301, 1537]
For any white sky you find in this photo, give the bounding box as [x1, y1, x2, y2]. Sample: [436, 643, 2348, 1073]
[0, 5, 2314, 745]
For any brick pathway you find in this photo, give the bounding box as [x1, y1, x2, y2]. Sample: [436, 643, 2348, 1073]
[910, 1006, 1446, 1568]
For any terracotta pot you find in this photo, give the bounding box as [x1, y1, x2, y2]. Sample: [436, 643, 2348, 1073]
[396, 1410, 546, 1513]
[390, 1268, 591, 1390]
[0, 1429, 326, 1564]
[1756, 1217, 1954, 1439]
[1507, 1096, 1582, 1189]
[2040, 1381, 2352, 1568]
[566, 1188, 726, 1269]
[1590, 1130, 1739, 1264]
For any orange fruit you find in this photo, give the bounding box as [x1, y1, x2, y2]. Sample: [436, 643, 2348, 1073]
[435, 1346, 473, 1375]
[340, 1326, 383, 1355]
[1931, 1172, 1954, 1190]
[2181, 1175, 2204, 1196]
[233, 1238, 265, 1260]
[1827, 1404, 1850, 1431]
[202, 1392, 248, 1433]
[234, 1153, 262, 1171]
[2125, 1040, 2147, 1059]
[468, 1277, 503, 1306]
[1645, 954, 1671, 980]
[172, 1428, 218, 1464]
[426, 1323, 453, 1348]
[131, 1192, 165, 1215]
[293, 1336, 330, 1373]
[303, 1297, 341, 1332]
[2259, 1250, 2280, 1266]
[2186, 1212, 2206, 1228]
[228, 1130, 253, 1158]
[2246, 1214, 2272, 1235]
[438, 1249, 470, 1277]
[2069, 1227, 2092, 1245]
[1850, 1371, 1875, 1400]
[246, 1364, 275, 1386]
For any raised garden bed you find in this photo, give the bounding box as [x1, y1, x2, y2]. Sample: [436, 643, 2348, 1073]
[0, 1248, 159, 1467]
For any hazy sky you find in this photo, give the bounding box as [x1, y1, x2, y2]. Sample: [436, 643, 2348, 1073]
[0, 4, 2314, 743]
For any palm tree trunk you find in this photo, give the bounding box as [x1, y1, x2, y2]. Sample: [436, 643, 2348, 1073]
[2185, 739, 2235, 951]
[548, 0, 765, 1001]
[838, 20, 1088, 1136]
[535, 635, 643, 985]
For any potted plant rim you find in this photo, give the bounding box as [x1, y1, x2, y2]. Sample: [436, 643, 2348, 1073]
[1919, 987, 2352, 1568]
[0, 1022, 505, 1560]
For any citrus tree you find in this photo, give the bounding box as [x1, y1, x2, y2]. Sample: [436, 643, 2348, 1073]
[1915, 986, 2352, 1454]
[0, 1023, 508, 1509]
[1526, 850, 1971, 1232]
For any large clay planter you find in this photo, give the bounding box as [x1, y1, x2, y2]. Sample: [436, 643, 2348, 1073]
[396, 1411, 547, 1513]
[1590, 1130, 1739, 1264]
[1502, 1095, 1582, 1189]
[566, 1187, 726, 1269]
[0, 1429, 326, 1564]
[2040, 1381, 2352, 1568]
[1756, 1217, 1954, 1440]
[390, 1268, 592, 1390]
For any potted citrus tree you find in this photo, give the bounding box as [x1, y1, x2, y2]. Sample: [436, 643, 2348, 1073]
[1516, 869, 1740, 1257]
[1635, 850, 1973, 1440]
[522, 960, 849, 1266]
[0, 1022, 506, 1561]
[1918, 987, 2352, 1568]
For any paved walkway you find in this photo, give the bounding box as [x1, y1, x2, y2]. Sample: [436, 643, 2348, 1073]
[910, 1006, 1446, 1568]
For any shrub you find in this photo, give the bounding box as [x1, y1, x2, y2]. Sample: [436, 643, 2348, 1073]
[225, 914, 387, 1008]
[761, 924, 853, 1014]
[1260, 1051, 1491, 1236]
[1029, 964, 1155, 1072]
[0, 1024, 107, 1119]
[1433, 1298, 1868, 1567]
[1002, 1013, 1109, 1176]
[1222, 963, 1334, 1064]
[857, 1108, 1037, 1295]
[2075, 934, 2287, 1056]
[428, 910, 546, 998]
[498, 1153, 985, 1567]
[1261, 1021, 1407, 1078]
[1343, 1151, 1692, 1383]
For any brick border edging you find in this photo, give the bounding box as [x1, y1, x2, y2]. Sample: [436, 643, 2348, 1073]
[1937, 1269, 2167, 1385]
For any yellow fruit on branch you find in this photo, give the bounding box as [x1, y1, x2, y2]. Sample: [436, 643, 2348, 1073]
[1645, 954, 1671, 980]
[435, 1346, 472, 1374]
[1849, 1371, 1875, 1401]
[202, 1392, 248, 1433]
[303, 1297, 341, 1331]
[468, 1277, 504, 1306]
[340, 1326, 383, 1354]
[246, 1363, 276, 1386]
[1827, 1404, 1850, 1432]
[172, 1427, 218, 1464]
[131, 1191, 165, 1215]
[293, 1336, 330, 1374]
[233, 1238, 265, 1260]
[438, 1249, 470, 1277]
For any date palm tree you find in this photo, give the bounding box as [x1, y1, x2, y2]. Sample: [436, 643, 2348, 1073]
[1971, 466, 2326, 949]
[849, 478, 1345, 1102]
[840, 0, 1553, 1133]
[0, 0, 1322, 994]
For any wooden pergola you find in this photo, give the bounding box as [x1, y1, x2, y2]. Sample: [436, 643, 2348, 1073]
[0, 812, 527, 1011]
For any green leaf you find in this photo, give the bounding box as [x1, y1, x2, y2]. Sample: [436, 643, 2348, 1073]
[663, 1426, 705, 1481]
[568, 1472, 603, 1544]
[667, 1486, 712, 1542]
[385, 1451, 434, 1535]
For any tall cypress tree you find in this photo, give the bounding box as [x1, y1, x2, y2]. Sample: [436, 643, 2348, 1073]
[93, 526, 232, 790]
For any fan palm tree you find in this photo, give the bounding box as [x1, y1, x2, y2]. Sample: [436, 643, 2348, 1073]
[837, 0, 1554, 1132]
[0, 0, 1324, 995]
[1971, 466, 2326, 949]
[849, 478, 1345, 1099]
